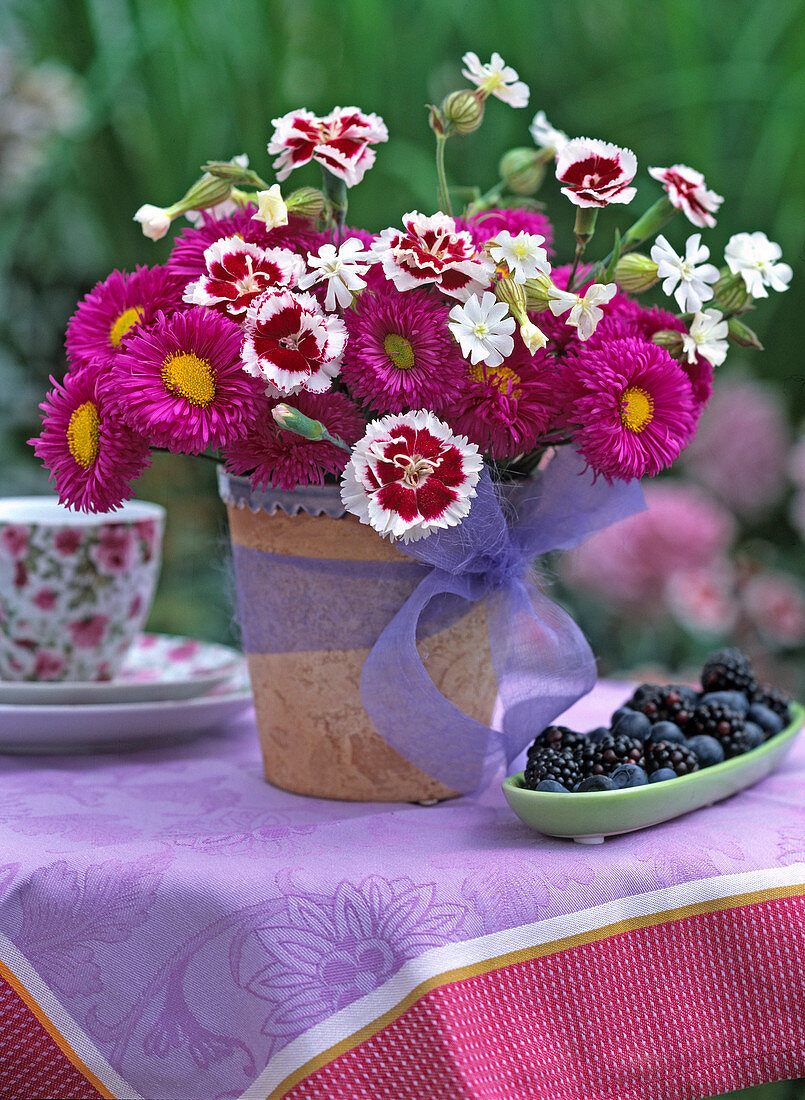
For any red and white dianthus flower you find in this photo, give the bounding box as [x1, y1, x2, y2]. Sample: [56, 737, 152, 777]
[556, 137, 637, 208]
[341, 410, 483, 543]
[648, 164, 723, 229]
[268, 106, 388, 188]
[371, 211, 491, 301]
[183, 237, 305, 318]
[241, 288, 347, 396]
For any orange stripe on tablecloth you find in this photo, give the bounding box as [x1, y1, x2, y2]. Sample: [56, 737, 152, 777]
[268, 880, 805, 1100]
[0, 958, 117, 1100]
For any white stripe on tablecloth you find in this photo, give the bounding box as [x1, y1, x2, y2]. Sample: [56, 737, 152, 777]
[239, 861, 805, 1100]
[0, 931, 143, 1100]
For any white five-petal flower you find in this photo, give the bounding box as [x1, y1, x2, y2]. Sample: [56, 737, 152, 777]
[547, 282, 618, 341]
[297, 238, 374, 311]
[650, 234, 720, 313]
[487, 230, 549, 284]
[460, 52, 530, 108]
[724, 231, 792, 298]
[448, 291, 516, 368]
[682, 309, 729, 366]
[529, 110, 569, 155]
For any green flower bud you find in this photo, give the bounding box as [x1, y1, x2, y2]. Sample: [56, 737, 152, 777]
[499, 148, 545, 196]
[285, 187, 326, 221]
[651, 330, 685, 357]
[441, 89, 485, 135]
[613, 253, 659, 293]
[715, 270, 750, 313]
[727, 317, 764, 350]
[523, 271, 554, 311]
[494, 275, 528, 323]
[271, 404, 351, 452]
[167, 173, 232, 218]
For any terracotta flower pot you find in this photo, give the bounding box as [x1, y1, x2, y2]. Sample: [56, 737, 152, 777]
[219, 470, 497, 802]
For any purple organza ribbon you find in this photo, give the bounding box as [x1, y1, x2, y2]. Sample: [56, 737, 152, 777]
[358, 448, 645, 792]
[229, 449, 644, 794]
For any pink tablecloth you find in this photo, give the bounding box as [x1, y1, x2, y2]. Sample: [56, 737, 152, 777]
[1, 681, 804, 1099]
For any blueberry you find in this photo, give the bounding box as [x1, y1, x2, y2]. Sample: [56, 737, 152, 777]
[701, 690, 750, 716]
[686, 734, 725, 768]
[747, 703, 784, 736]
[586, 726, 611, 744]
[743, 721, 765, 750]
[576, 775, 617, 792]
[535, 779, 569, 793]
[646, 721, 686, 746]
[612, 711, 651, 742]
[648, 767, 678, 784]
[610, 706, 636, 726]
[610, 763, 649, 789]
[675, 685, 701, 708]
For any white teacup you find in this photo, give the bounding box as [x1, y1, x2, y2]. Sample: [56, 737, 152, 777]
[0, 497, 165, 682]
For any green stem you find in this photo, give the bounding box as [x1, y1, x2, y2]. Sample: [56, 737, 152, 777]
[435, 135, 452, 216]
[466, 180, 505, 216]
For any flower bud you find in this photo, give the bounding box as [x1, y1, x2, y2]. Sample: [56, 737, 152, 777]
[498, 147, 545, 195]
[441, 89, 485, 135]
[494, 275, 528, 323]
[133, 204, 172, 241]
[519, 319, 548, 353]
[253, 184, 288, 229]
[651, 329, 685, 357]
[285, 187, 326, 222]
[523, 271, 554, 311]
[272, 404, 325, 440]
[714, 270, 750, 312]
[621, 196, 676, 249]
[727, 317, 764, 350]
[175, 172, 234, 212]
[613, 253, 659, 293]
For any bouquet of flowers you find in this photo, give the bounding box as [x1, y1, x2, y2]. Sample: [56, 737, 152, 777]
[31, 50, 790, 544]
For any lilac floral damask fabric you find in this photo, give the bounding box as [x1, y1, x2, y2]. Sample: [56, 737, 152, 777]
[1, 684, 804, 1099]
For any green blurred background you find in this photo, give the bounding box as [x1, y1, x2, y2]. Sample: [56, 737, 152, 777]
[1, 2, 804, 1094]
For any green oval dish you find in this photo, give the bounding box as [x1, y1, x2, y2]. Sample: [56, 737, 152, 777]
[502, 703, 804, 844]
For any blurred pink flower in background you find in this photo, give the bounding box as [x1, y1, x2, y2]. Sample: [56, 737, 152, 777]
[681, 378, 789, 519]
[742, 571, 805, 648]
[664, 564, 738, 636]
[561, 483, 735, 608]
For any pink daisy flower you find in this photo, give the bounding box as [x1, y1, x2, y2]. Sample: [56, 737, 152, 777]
[445, 345, 560, 459]
[183, 236, 305, 318]
[648, 164, 723, 229]
[460, 207, 554, 255]
[167, 208, 325, 283]
[371, 211, 490, 301]
[111, 307, 262, 453]
[341, 410, 483, 543]
[65, 265, 184, 370]
[29, 368, 151, 513]
[224, 390, 365, 492]
[340, 286, 465, 414]
[559, 336, 697, 482]
[268, 107, 388, 187]
[556, 137, 638, 208]
[241, 288, 347, 396]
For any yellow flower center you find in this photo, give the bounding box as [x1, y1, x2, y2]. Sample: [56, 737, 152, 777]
[109, 306, 145, 348]
[67, 401, 100, 468]
[383, 332, 416, 371]
[161, 352, 216, 407]
[468, 362, 521, 398]
[620, 386, 654, 432]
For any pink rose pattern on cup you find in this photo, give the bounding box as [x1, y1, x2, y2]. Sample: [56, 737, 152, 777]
[0, 520, 161, 681]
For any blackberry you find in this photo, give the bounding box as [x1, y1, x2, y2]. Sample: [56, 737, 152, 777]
[687, 700, 745, 744]
[752, 685, 792, 723]
[701, 648, 758, 696]
[625, 683, 697, 728]
[645, 741, 699, 777]
[527, 725, 584, 757]
[719, 728, 753, 759]
[523, 747, 582, 791]
[575, 735, 645, 778]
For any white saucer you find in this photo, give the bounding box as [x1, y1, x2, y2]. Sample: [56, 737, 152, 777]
[0, 634, 245, 705]
[0, 662, 254, 754]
